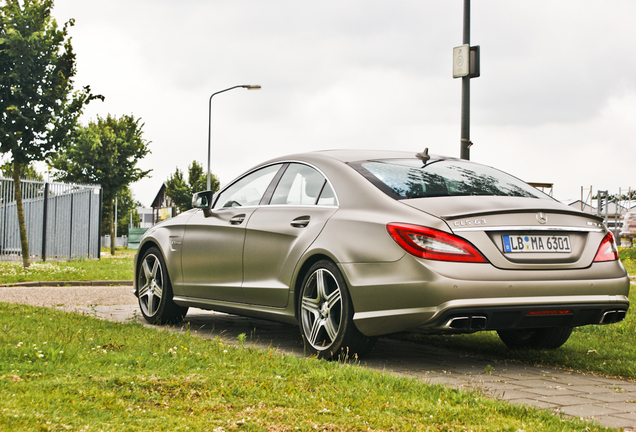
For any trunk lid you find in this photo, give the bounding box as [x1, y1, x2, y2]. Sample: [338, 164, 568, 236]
[402, 196, 607, 270]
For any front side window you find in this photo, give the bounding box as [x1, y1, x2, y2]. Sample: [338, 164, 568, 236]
[213, 164, 280, 209]
[350, 159, 544, 200]
[270, 164, 327, 205]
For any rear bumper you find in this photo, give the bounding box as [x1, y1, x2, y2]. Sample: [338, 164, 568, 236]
[414, 299, 628, 334]
[351, 294, 629, 336]
[341, 256, 630, 337]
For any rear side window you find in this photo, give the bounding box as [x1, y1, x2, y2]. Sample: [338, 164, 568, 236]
[270, 164, 331, 206]
[351, 159, 544, 200]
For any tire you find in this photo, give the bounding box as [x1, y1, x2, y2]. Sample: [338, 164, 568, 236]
[137, 247, 188, 325]
[497, 327, 573, 349]
[299, 260, 375, 360]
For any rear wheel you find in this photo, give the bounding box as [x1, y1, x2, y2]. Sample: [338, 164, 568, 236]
[497, 327, 573, 349]
[137, 247, 188, 324]
[299, 260, 375, 360]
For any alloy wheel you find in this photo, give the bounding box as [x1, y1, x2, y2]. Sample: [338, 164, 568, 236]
[138, 253, 164, 318]
[301, 268, 343, 351]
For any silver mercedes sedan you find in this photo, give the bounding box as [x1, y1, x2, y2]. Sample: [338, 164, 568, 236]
[134, 150, 630, 358]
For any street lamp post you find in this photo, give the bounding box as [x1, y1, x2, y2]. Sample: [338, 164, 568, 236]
[460, 0, 471, 160]
[207, 84, 261, 191]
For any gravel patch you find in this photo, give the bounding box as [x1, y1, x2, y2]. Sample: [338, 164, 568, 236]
[0, 285, 138, 308]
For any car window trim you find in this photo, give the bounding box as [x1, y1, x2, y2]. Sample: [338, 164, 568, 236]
[213, 160, 340, 209]
[264, 161, 339, 207]
[260, 163, 289, 206]
[212, 163, 285, 210]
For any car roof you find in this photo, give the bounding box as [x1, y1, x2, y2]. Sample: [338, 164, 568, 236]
[310, 149, 453, 163]
[263, 149, 459, 166]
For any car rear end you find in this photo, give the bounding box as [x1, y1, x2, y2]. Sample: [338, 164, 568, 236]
[403, 199, 629, 333]
[344, 154, 630, 339]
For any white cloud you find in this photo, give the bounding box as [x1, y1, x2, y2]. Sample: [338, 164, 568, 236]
[47, 0, 636, 206]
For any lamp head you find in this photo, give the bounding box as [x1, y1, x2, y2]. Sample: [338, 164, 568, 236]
[243, 85, 261, 90]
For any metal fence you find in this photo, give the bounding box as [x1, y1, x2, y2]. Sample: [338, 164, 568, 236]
[0, 177, 102, 261]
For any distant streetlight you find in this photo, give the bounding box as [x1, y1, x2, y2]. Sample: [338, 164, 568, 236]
[207, 84, 261, 191]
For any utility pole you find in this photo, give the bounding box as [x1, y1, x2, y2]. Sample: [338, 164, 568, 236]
[453, 0, 480, 160]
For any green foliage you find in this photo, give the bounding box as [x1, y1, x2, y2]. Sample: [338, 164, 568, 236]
[49, 114, 151, 194]
[165, 167, 190, 213]
[166, 160, 218, 213]
[0, 304, 608, 431]
[188, 159, 208, 194]
[619, 247, 636, 275]
[100, 187, 141, 237]
[593, 190, 636, 203]
[0, 0, 102, 266]
[49, 114, 151, 254]
[0, 0, 101, 164]
[0, 160, 43, 180]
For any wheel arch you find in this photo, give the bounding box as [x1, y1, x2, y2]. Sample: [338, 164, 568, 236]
[293, 252, 338, 319]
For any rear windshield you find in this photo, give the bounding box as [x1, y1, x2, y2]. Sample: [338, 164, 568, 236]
[350, 159, 544, 200]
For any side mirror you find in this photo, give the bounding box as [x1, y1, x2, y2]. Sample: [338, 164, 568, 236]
[192, 191, 214, 210]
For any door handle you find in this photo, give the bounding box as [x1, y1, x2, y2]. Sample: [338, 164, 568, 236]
[291, 216, 310, 228]
[230, 214, 246, 225]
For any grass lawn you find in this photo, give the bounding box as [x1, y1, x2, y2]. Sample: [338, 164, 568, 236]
[619, 247, 636, 275]
[0, 246, 634, 381]
[0, 303, 615, 431]
[0, 248, 135, 285]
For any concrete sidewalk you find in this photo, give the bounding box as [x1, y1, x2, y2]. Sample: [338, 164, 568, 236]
[1, 285, 634, 430]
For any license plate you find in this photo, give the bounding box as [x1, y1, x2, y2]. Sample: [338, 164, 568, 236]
[502, 235, 571, 253]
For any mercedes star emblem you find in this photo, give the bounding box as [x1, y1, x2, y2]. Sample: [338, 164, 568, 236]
[536, 212, 548, 224]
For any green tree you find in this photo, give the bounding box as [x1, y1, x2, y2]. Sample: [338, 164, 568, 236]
[188, 160, 208, 195]
[101, 186, 140, 238]
[0, 0, 102, 267]
[166, 160, 218, 213]
[165, 167, 190, 214]
[49, 114, 151, 255]
[0, 161, 43, 181]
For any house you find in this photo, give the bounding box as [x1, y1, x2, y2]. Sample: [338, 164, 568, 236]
[150, 183, 176, 224]
[137, 207, 154, 229]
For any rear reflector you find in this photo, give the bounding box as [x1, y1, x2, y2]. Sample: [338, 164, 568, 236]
[527, 310, 572, 316]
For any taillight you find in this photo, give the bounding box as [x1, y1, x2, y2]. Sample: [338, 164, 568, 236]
[593, 232, 619, 262]
[387, 223, 487, 263]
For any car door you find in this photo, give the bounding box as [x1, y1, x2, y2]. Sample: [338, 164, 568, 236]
[180, 164, 282, 302]
[242, 163, 338, 307]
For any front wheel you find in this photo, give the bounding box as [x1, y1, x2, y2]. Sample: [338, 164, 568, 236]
[497, 327, 573, 349]
[299, 260, 375, 360]
[137, 247, 188, 325]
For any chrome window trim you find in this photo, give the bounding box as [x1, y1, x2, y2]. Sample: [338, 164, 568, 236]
[278, 159, 340, 207]
[452, 225, 604, 233]
[214, 160, 340, 208]
[266, 204, 339, 209]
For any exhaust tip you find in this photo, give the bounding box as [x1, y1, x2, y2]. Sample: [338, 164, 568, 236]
[444, 316, 487, 330]
[471, 316, 487, 330]
[600, 310, 627, 324]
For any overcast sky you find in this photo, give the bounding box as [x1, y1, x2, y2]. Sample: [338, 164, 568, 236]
[41, 0, 636, 207]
